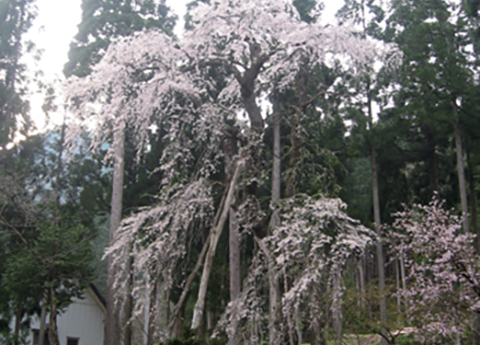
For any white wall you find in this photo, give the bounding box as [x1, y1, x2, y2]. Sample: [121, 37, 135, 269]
[29, 288, 105, 345]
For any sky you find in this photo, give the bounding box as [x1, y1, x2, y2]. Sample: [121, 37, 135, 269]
[25, 0, 343, 130]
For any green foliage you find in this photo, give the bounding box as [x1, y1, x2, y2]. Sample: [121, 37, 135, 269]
[64, 0, 176, 77]
[0, 131, 103, 339]
[293, 0, 322, 23]
[0, 0, 36, 149]
[394, 334, 421, 345]
[341, 157, 372, 223]
[4, 207, 96, 307]
[343, 271, 405, 342]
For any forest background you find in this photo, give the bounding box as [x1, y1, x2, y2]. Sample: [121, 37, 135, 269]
[1, 0, 480, 345]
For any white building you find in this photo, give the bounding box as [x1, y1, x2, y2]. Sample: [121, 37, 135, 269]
[29, 284, 106, 345]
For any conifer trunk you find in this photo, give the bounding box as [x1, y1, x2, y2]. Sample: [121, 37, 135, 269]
[395, 258, 401, 314]
[466, 140, 479, 242]
[224, 127, 241, 301]
[106, 121, 126, 345]
[267, 91, 282, 345]
[455, 119, 469, 232]
[285, 106, 300, 198]
[372, 148, 388, 345]
[286, 60, 308, 199]
[453, 102, 478, 345]
[147, 280, 157, 345]
[272, 93, 281, 207]
[465, 138, 480, 345]
[368, 92, 387, 345]
[143, 273, 149, 345]
[358, 259, 365, 309]
[427, 131, 439, 193]
[124, 251, 134, 345]
[452, 102, 469, 233]
[224, 127, 241, 345]
[229, 208, 240, 299]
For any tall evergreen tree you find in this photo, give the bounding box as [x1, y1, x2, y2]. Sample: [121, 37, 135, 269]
[64, 0, 175, 78]
[337, 2, 393, 342]
[0, 0, 36, 154]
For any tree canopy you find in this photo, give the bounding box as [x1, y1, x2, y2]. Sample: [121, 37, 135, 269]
[3, 0, 480, 344]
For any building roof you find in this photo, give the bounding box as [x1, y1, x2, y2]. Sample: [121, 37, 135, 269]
[87, 283, 107, 313]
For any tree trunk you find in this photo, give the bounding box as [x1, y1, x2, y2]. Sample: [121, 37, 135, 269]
[332, 268, 343, 345]
[38, 294, 47, 345]
[372, 147, 388, 345]
[452, 108, 479, 345]
[228, 208, 241, 345]
[395, 258, 401, 314]
[399, 252, 408, 312]
[229, 208, 240, 299]
[452, 102, 470, 233]
[168, 189, 229, 336]
[255, 235, 282, 345]
[14, 308, 22, 345]
[231, 50, 266, 219]
[427, 139, 439, 193]
[192, 160, 243, 330]
[48, 286, 60, 345]
[147, 280, 157, 345]
[286, 61, 308, 199]
[283, 266, 295, 345]
[285, 106, 300, 198]
[54, 119, 66, 204]
[466, 139, 479, 245]
[265, 91, 282, 345]
[233, 48, 266, 133]
[143, 273, 149, 345]
[223, 127, 241, 302]
[358, 259, 365, 309]
[169, 233, 210, 336]
[272, 92, 281, 207]
[106, 121, 126, 345]
[368, 92, 387, 345]
[124, 251, 134, 345]
[465, 138, 480, 345]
